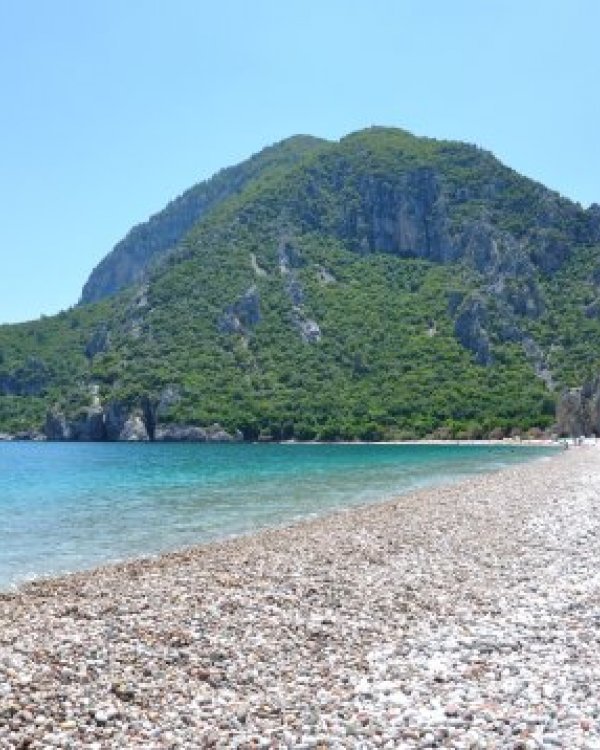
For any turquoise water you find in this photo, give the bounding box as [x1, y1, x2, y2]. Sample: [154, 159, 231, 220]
[0, 442, 556, 590]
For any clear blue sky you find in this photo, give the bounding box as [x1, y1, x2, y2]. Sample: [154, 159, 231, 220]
[1, 0, 599, 323]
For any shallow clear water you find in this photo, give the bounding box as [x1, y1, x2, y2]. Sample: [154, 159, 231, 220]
[0, 442, 556, 589]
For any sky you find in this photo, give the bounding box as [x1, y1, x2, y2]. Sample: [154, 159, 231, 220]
[1, 0, 599, 324]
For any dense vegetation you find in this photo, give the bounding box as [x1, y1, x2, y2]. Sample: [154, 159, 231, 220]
[80, 135, 328, 303]
[1, 127, 599, 439]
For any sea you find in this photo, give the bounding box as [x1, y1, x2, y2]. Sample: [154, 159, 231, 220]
[0, 441, 557, 591]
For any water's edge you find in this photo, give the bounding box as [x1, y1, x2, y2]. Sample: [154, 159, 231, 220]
[0, 442, 559, 591]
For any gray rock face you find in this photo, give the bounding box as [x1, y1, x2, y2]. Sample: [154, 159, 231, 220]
[155, 423, 241, 442]
[459, 220, 544, 319]
[522, 336, 554, 389]
[530, 233, 570, 274]
[157, 384, 181, 412]
[587, 382, 600, 432]
[556, 376, 600, 435]
[458, 219, 503, 273]
[443, 220, 545, 365]
[337, 171, 549, 368]
[278, 239, 304, 273]
[85, 324, 111, 359]
[45, 409, 73, 440]
[459, 219, 529, 280]
[294, 314, 322, 343]
[45, 395, 241, 443]
[137, 385, 182, 441]
[342, 169, 455, 262]
[45, 406, 108, 441]
[235, 285, 261, 327]
[453, 296, 492, 366]
[71, 408, 106, 441]
[119, 413, 149, 441]
[206, 424, 242, 442]
[316, 266, 336, 284]
[218, 286, 261, 334]
[155, 425, 209, 442]
[512, 280, 543, 318]
[104, 403, 150, 441]
[282, 272, 321, 344]
[217, 311, 243, 334]
[103, 402, 131, 441]
[556, 389, 587, 436]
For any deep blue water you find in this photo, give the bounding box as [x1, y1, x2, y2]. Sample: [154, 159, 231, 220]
[0, 442, 556, 590]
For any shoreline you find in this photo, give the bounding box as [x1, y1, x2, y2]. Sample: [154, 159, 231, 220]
[0, 442, 559, 595]
[2, 445, 599, 747]
[0, 434, 566, 446]
[284, 438, 563, 447]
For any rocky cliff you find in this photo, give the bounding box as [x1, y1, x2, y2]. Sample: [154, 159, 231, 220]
[556, 377, 600, 437]
[45, 399, 242, 443]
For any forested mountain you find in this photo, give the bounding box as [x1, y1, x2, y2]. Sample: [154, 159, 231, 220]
[80, 135, 327, 303]
[2, 127, 600, 440]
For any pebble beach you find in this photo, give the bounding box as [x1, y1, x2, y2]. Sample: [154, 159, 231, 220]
[1, 445, 599, 749]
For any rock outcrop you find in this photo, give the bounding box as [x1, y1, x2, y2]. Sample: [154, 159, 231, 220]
[340, 169, 455, 262]
[555, 376, 600, 436]
[522, 336, 554, 389]
[282, 272, 321, 344]
[44, 397, 241, 443]
[333, 171, 550, 368]
[85, 324, 111, 359]
[218, 286, 261, 334]
[45, 409, 73, 440]
[292, 313, 322, 344]
[156, 424, 242, 442]
[530, 233, 570, 275]
[278, 238, 305, 274]
[45, 407, 106, 441]
[119, 412, 150, 441]
[45, 402, 148, 442]
[155, 425, 209, 442]
[556, 390, 588, 436]
[453, 295, 492, 366]
[103, 402, 130, 441]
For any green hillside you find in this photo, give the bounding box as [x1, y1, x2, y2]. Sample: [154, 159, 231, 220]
[80, 135, 328, 303]
[1, 127, 599, 440]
